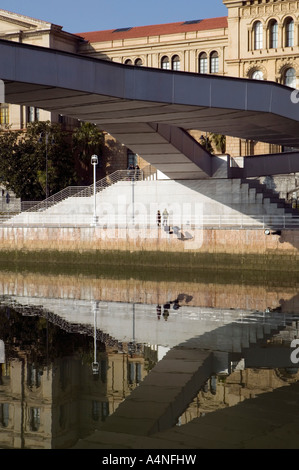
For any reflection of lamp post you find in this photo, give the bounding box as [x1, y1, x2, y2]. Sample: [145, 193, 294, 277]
[92, 301, 100, 375]
[91, 155, 98, 226]
[0, 339, 5, 364]
[129, 303, 136, 357]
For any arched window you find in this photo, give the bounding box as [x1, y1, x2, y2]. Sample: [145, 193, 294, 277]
[135, 58, 143, 66]
[199, 52, 208, 74]
[161, 56, 170, 70]
[124, 59, 133, 65]
[210, 51, 219, 73]
[252, 70, 264, 80]
[285, 18, 294, 47]
[254, 21, 263, 50]
[172, 55, 180, 71]
[269, 20, 278, 49]
[284, 67, 296, 88]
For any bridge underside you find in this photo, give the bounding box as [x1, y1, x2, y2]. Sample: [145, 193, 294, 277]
[2, 39, 299, 179]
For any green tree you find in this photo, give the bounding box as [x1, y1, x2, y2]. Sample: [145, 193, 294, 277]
[72, 121, 104, 166]
[199, 134, 214, 153]
[210, 133, 226, 154]
[0, 121, 78, 201]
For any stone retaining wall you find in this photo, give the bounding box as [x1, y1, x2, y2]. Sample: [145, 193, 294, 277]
[0, 226, 299, 255]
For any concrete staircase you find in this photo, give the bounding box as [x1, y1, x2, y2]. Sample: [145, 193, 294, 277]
[242, 178, 299, 216]
[3, 177, 298, 227]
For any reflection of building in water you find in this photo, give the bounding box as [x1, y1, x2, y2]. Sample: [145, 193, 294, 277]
[1, 336, 298, 448]
[0, 345, 147, 449]
[179, 367, 299, 426]
[178, 327, 299, 425]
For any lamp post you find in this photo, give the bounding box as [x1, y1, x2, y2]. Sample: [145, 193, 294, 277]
[91, 154, 99, 226]
[45, 133, 49, 199]
[39, 131, 52, 201]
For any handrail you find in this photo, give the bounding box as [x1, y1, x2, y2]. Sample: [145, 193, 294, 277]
[21, 164, 157, 214]
[3, 214, 299, 229]
[23, 186, 87, 213]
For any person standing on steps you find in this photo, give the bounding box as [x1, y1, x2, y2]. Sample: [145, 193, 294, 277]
[162, 208, 169, 226]
[135, 164, 140, 181]
[156, 305, 162, 320]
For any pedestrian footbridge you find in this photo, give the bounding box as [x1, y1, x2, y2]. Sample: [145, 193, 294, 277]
[1, 39, 299, 180]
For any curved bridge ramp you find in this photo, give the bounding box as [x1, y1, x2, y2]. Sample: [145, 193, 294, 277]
[2, 39, 299, 179]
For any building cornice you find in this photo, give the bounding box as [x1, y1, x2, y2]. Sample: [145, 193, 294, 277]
[0, 10, 54, 30]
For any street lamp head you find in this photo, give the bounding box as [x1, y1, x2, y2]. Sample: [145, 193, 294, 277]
[91, 154, 98, 165]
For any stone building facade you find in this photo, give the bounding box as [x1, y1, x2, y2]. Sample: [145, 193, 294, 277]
[0, 1, 299, 173]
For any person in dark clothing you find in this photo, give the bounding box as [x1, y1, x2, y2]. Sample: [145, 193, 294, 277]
[156, 305, 162, 320]
[157, 210, 161, 227]
[135, 164, 141, 180]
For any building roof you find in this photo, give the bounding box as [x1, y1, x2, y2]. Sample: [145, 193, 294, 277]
[0, 8, 59, 29]
[77, 17, 228, 43]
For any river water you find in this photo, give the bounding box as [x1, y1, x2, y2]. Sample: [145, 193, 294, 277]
[0, 265, 298, 450]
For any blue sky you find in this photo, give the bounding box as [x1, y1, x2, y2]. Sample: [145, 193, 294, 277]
[0, 0, 227, 33]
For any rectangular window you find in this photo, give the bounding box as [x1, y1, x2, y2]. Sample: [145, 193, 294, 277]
[30, 408, 40, 432]
[172, 61, 180, 71]
[0, 403, 9, 428]
[0, 104, 9, 125]
[254, 22, 263, 50]
[27, 106, 40, 123]
[127, 151, 137, 168]
[286, 21, 294, 47]
[101, 402, 109, 421]
[270, 23, 278, 49]
[199, 58, 208, 74]
[210, 57, 219, 73]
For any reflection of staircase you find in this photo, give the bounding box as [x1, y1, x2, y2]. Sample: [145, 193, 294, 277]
[242, 178, 299, 217]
